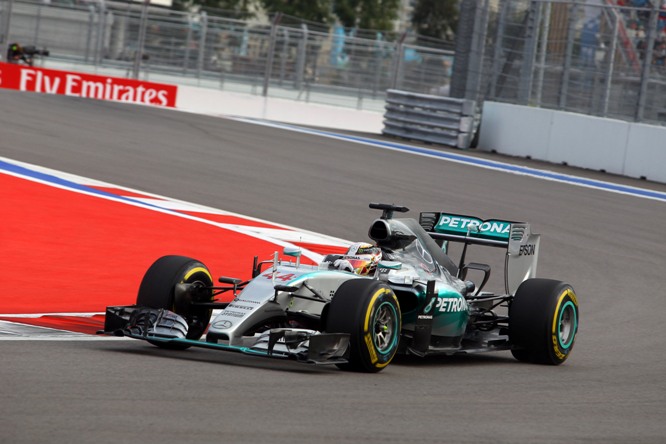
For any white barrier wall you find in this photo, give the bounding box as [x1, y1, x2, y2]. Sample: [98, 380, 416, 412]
[478, 102, 666, 183]
[176, 85, 385, 134]
[625, 124, 666, 182]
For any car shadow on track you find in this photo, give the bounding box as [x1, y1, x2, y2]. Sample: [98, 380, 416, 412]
[102, 343, 342, 375]
[391, 352, 517, 368]
[100, 342, 520, 374]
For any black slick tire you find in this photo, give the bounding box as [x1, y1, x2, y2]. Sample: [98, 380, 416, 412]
[509, 278, 579, 365]
[137, 255, 214, 349]
[327, 279, 401, 373]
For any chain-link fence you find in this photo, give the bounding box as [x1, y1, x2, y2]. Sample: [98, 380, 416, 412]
[0, 0, 454, 111]
[453, 0, 666, 126]
[5, 0, 661, 124]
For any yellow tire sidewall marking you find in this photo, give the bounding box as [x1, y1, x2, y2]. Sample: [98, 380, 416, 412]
[183, 266, 211, 283]
[551, 288, 577, 360]
[363, 287, 397, 368]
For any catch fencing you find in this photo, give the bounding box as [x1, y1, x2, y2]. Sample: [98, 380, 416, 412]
[454, 0, 666, 126]
[3, 0, 663, 128]
[0, 0, 454, 112]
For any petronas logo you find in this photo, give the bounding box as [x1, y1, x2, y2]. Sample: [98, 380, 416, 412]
[424, 297, 435, 314]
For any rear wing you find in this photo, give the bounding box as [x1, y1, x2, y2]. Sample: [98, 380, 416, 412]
[419, 212, 540, 295]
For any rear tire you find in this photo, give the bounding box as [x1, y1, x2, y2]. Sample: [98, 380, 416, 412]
[509, 278, 579, 365]
[137, 255, 214, 349]
[327, 279, 401, 373]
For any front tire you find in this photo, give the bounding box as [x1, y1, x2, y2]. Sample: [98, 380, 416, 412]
[327, 279, 401, 373]
[509, 278, 579, 365]
[137, 255, 214, 349]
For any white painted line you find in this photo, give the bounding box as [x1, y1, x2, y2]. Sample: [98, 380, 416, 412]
[233, 118, 666, 203]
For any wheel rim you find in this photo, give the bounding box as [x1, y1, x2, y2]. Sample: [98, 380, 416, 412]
[180, 268, 213, 338]
[558, 301, 577, 349]
[373, 302, 398, 354]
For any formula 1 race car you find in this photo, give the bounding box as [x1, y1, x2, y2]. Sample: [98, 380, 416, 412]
[103, 203, 579, 372]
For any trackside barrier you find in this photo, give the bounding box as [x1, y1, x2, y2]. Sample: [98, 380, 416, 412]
[382, 89, 477, 149]
[0, 61, 178, 107]
[478, 101, 666, 184]
[176, 84, 385, 133]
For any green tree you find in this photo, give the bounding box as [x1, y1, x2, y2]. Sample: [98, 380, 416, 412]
[411, 0, 458, 41]
[258, 0, 333, 24]
[333, 0, 400, 31]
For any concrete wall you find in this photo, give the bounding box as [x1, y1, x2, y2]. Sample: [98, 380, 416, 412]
[176, 85, 385, 134]
[478, 102, 666, 183]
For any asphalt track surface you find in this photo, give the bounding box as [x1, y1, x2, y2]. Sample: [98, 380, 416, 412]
[2, 89, 666, 443]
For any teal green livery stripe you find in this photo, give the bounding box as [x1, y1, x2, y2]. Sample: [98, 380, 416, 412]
[434, 214, 512, 241]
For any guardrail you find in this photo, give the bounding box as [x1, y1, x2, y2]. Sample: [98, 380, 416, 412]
[382, 89, 477, 149]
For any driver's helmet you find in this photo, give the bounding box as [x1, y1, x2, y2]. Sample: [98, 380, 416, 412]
[335, 242, 382, 276]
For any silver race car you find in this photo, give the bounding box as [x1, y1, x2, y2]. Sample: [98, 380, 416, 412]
[103, 203, 579, 372]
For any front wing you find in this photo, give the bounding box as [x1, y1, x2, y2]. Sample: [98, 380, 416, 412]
[102, 306, 350, 366]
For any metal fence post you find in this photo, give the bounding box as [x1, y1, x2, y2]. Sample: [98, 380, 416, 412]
[518, 0, 542, 105]
[636, 3, 659, 122]
[600, 7, 619, 117]
[450, 0, 475, 98]
[559, 0, 578, 109]
[34, 3, 42, 44]
[465, 0, 490, 103]
[518, 0, 541, 104]
[132, 0, 150, 79]
[294, 24, 308, 91]
[390, 32, 406, 90]
[183, 14, 193, 75]
[488, 0, 509, 99]
[197, 11, 207, 83]
[372, 39, 383, 98]
[279, 27, 289, 86]
[95, 1, 107, 68]
[85, 5, 95, 63]
[262, 12, 282, 97]
[535, 0, 552, 107]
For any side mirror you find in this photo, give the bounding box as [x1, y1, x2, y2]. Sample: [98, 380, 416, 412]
[283, 246, 301, 267]
[283, 246, 302, 258]
[378, 261, 402, 270]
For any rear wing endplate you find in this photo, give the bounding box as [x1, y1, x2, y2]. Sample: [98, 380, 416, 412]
[420, 212, 540, 295]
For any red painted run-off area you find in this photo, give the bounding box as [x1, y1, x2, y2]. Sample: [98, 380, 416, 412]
[1, 172, 342, 334]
